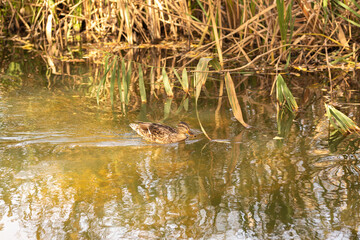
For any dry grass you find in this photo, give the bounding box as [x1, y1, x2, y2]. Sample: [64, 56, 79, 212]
[1, 0, 359, 70]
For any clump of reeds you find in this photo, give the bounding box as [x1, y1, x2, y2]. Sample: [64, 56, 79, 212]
[2, 0, 359, 71]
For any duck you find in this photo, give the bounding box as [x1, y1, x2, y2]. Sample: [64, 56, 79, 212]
[129, 122, 194, 144]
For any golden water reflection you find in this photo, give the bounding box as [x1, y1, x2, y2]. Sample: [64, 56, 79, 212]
[0, 86, 360, 239]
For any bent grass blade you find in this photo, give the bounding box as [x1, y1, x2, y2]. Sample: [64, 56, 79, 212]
[325, 104, 360, 134]
[275, 74, 298, 113]
[194, 58, 213, 140]
[181, 68, 189, 93]
[97, 55, 113, 105]
[194, 58, 212, 100]
[125, 62, 132, 104]
[162, 67, 174, 98]
[110, 57, 118, 106]
[225, 73, 251, 128]
[174, 67, 189, 94]
[121, 60, 126, 104]
[138, 63, 147, 103]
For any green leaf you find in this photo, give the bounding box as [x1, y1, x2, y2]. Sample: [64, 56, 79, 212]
[97, 55, 113, 105]
[121, 60, 127, 104]
[174, 67, 189, 93]
[275, 74, 298, 112]
[163, 98, 172, 120]
[194, 57, 212, 101]
[162, 67, 173, 98]
[138, 63, 147, 103]
[325, 104, 360, 134]
[125, 62, 132, 104]
[109, 57, 118, 106]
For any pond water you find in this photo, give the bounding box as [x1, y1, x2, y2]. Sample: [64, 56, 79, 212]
[1, 61, 360, 239]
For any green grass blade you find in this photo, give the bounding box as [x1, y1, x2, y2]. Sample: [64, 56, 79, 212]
[275, 74, 298, 112]
[162, 67, 174, 98]
[117, 62, 123, 106]
[276, 0, 286, 44]
[109, 57, 118, 106]
[195, 0, 208, 18]
[125, 62, 132, 104]
[138, 63, 147, 103]
[96, 55, 112, 105]
[163, 98, 172, 120]
[121, 60, 126, 104]
[337, 14, 360, 27]
[150, 66, 154, 95]
[210, 59, 221, 71]
[225, 73, 251, 128]
[330, 52, 353, 65]
[176, 96, 189, 115]
[194, 58, 213, 140]
[349, 0, 360, 10]
[325, 104, 360, 133]
[120, 60, 131, 104]
[173, 68, 181, 81]
[181, 68, 189, 93]
[173, 67, 189, 93]
[333, 0, 360, 19]
[184, 97, 189, 111]
[194, 57, 212, 100]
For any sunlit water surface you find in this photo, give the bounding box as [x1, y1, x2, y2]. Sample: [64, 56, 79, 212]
[1, 85, 360, 240]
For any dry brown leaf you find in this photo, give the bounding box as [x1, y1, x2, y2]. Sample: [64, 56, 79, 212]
[338, 25, 349, 48]
[225, 73, 251, 128]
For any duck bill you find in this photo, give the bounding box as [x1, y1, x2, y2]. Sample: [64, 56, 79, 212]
[187, 130, 195, 137]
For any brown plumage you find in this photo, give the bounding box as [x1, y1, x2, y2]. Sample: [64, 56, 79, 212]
[129, 122, 194, 144]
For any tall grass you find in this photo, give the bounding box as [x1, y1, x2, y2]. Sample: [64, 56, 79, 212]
[2, 0, 359, 73]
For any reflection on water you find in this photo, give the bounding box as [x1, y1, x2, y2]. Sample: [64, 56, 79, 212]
[1, 86, 360, 239]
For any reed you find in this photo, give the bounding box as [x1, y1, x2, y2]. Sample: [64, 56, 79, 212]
[96, 56, 133, 108]
[97, 55, 113, 105]
[138, 63, 147, 103]
[162, 67, 174, 98]
[109, 57, 118, 106]
[3, 0, 360, 72]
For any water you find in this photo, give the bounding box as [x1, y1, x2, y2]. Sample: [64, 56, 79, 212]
[1, 82, 360, 239]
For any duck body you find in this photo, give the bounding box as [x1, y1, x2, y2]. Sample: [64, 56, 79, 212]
[129, 122, 194, 144]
